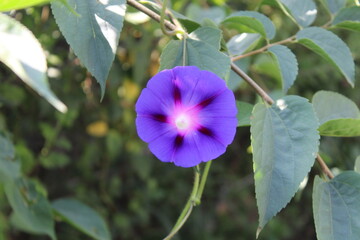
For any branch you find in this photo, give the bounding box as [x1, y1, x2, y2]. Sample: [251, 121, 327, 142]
[230, 63, 274, 105]
[316, 154, 334, 179]
[231, 36, 296, 62]
[127, 0, 176, 31]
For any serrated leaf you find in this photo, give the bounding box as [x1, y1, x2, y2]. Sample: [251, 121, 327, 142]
[268, 45, 298, 92]
[227, 33, 261, 56]
[277, 0, 317, 27]
[250, 96, 319, 232]
[313, 172, 360, 240]
[253, 54, 282, 81]
[222, 11, 275, 39]
[355, 156, 360, 173]
[312, 91, 360, 136]
[52, 198, 111, 240]
[189, 26, 221, 49]
[51, 0, 126, 97]
[236, 101, 253, 127]
[320, 0, 346, 14]
[0, 0, 49, 11]
[318, 119, 360, 137]
[332, 7, 360, 32]
[186, 4, 226, 24]
[312, 91, 360, 124]
[5, 178, 56, 240]
[159, 27, 230, 79]
[0, 13, 67, 112]
[296, 27, 355, 87]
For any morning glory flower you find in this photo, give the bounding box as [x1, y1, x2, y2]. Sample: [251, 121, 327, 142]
[135, 66, 237, 167]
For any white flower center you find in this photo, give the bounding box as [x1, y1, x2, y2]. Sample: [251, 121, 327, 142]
[175, 114, 190, 130]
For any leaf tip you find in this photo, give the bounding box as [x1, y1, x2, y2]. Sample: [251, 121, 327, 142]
[256, 226, 262, 239]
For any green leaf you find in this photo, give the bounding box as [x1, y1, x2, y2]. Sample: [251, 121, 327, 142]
[250, 96, 319, 233]
[312, 91, 360, 137]
[227, 33, 261, 56]
[236, 101, 253, 127]
[318, 119, 360, 137]
[0, 0, 49, 11]
[332, 7, 360, 32]
[222, 11, 275, 39]
[51, 0, 126, 98]
[277, 0, 317, 27]
[186, 4, 226, 24]
[268, 45, 298, 92]
[313, 172, 360, 240]
[355, 156, 360, 173]
[296, 27, 355, 87]
[52, 198, 111, 240]
[253, 54, 281, 81]
[159, 27, 231, 79]
[0, 13, 67, 112]
[0, 135, 20, 183]
[319, 0, 346, 14]
[189, 26, 221, 49]
[5, 178, 56, 240]
[312, 91, 360, 124]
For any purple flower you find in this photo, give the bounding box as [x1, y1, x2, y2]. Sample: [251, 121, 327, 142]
[135, 66, 237, 167]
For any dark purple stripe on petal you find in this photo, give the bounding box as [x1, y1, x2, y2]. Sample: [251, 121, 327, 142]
[151, 114, 168, 123]
[173, 85, 182, 104]
[194, 89, 226, 110]
[174, 134, 184, 148]
[198, 126, 214, 137]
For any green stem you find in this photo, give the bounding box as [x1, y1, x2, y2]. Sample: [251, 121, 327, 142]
[163, 165, 200, 240]
[195, 160, 212, 204]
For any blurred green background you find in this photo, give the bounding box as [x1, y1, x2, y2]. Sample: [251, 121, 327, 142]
[0, 0, 359, 239]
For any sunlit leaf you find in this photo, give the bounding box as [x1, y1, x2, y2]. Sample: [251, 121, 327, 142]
[332, 6, 360, 32]
[312, 91, 360, 125]
[296, 27, 355, 87]
[313, 172, 360, 240]
[319, 0, 346, 14]
[277, 0, 317, 27]
[51, 0, 126, 97]
[312, 91, 360, 136]
[251, 96, 319, 234]
[0, 13, 67, 112]
[227, 33, 261, 56]
[222, 11, 275, 39]
[0, 0, 49, 11]
[52, 198, 111, 240]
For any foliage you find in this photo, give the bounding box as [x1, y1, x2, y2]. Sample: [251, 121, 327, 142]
[0, 0, 360, 239]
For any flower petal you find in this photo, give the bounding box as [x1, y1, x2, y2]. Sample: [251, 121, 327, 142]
[146, 69, 176, 109]
[198, 117, 238, 146]
[173, 66, 228, 107]
[135, 88, 170, 115]
[197, 89, 237, 118]
[172, 133, 202, 167]
[136, 116, 174, 143]
[148, 130, 178, 163]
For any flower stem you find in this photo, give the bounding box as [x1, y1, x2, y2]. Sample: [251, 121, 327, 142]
[163, 165, 201, 240]
[195, 160, 212, 204]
